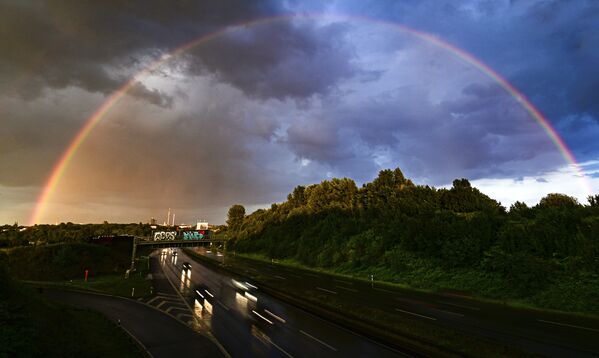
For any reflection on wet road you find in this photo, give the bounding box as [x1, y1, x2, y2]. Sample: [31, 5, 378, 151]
[157, 248, 404, 357]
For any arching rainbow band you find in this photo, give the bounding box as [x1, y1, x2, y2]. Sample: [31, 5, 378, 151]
[27, 13, 591, 225]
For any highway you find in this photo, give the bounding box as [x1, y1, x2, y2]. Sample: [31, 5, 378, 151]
[193, 248, 599, 358]
[157, 248, 406, 357]
[43, 289, 224, 357]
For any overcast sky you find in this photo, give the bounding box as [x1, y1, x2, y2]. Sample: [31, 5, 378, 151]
[1, 0, 598, 225]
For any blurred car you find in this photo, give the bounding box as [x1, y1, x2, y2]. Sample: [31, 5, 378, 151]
[182, 262, 192, 270]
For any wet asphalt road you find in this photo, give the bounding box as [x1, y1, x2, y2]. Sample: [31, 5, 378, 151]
[193, 249, 599, 358]
[157, 248, 406, 357]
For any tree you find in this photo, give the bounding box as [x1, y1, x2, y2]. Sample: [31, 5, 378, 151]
[538, 193, 579, 208]
[587, 194, 599, 207]
[226, 204, 246, 232]
[440, 178, 503, 213]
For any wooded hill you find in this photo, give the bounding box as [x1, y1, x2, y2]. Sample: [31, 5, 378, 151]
[227, 168, 599, 313]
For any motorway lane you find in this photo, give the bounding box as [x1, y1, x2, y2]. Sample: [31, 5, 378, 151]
[43, 289, 224, 357]
[158, 248, 405, 358]
[198, 249, 599, 357]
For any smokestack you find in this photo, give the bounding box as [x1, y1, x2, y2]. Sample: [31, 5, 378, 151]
[167, 208, 171, 227]
[172, 213, 176, 227]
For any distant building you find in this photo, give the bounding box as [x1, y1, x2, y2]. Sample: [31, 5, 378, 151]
[150, 217, 157, 226]
[196, 221, 209, 230]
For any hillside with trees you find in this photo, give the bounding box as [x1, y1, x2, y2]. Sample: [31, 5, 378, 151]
[227, 168, 599, 314]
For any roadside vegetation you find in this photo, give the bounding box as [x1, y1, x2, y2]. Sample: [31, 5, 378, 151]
[0, 223, 153, 298]
[226, 167, 599, 315]
[0, 253, 144, 357]
[5, 241, 132, 280]
[0, 222, 152, 248]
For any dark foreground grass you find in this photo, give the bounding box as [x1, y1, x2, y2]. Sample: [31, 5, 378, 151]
[184, 249, 533, 357]
[0, 278, 144, 357]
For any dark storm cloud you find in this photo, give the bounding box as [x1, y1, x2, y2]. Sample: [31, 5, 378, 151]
[0, 1, 355, 104]
[184, 22, 356, 100]
[332, 0, 599, 161]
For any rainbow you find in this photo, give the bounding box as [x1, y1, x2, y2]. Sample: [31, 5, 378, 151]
[27, 13, 591, 225]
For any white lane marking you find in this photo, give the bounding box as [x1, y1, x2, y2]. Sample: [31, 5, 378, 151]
[217, 300, 230, 311]
[300, 330, 338, 351]
[274, 275, 287, 280]
[537, 319, 599, 333]
[437, 301, 480, 311]
[205, 289, 214, 298]
[271, 340, 294, 358]
[245, 291, 258, 302]
[373, 287, 394, 293]
[156, 301, 168, 309]
[264, 309, 286, 323]
[334, 279, 353, 285]
[336, 285, 358, 293]
[315, 287, 337, 294]
[252, 310, 273, 325]
[395, 308, 436, 321]
[147, 296, 162, 304]
[433, 308, 464, 317]
[156, 293, 179, 298]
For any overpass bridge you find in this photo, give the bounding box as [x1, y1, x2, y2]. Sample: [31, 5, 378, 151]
[130, 230, 226, 270]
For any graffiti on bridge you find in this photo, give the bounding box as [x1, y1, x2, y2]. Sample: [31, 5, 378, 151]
[153, 231, 176, 241]
[152, 230, 209, 241]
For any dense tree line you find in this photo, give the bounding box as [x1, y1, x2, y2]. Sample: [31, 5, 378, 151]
[0, 222, 152, 248]
[227, 168, 599, 309]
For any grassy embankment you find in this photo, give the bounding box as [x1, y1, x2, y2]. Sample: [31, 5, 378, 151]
[239, 251, 599, 318]
[5, 242, 152, 298]
[0, 253, 145, 357]
[185, 249, 533, 358]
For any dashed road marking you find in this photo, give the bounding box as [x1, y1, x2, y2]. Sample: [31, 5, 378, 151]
[433, 308, 464, 317]
[316, 287, 337, 294]
[253, 310, 273, 325]
[271, 340, 294, 358]
[436, 301, 480, 311]
[300, 330, 338, 351]
[274, 275, 287, 280]
[395, 308, 436, 321]
[264, 309, 286, 323]
[335, 286, 358, 293]
[537, 319, 599, 333]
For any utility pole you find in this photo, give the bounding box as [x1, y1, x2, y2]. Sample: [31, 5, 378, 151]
[129, 237, 137, 273]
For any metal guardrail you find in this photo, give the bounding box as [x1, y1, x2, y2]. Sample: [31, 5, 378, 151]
[135, 238, 226, 247]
